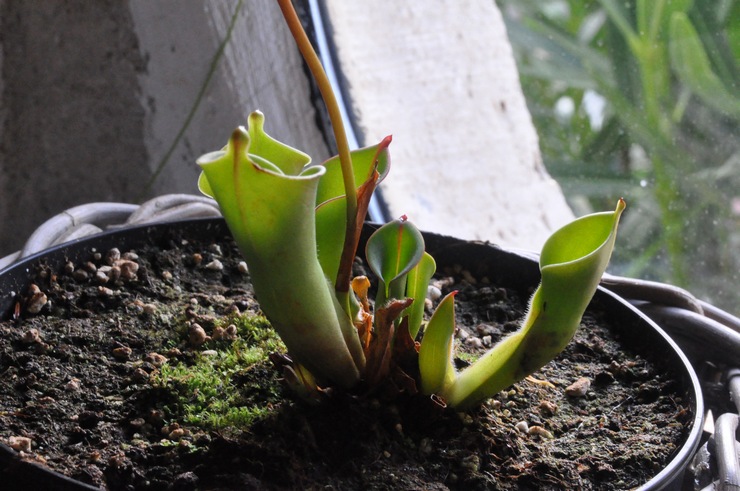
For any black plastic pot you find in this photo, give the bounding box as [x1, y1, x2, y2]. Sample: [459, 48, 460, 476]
[0, 218, 704, 490]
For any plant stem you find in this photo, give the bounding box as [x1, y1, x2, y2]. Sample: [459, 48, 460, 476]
[277, 0, 358, 297]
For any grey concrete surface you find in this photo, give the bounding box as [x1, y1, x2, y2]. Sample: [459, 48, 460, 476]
[0, 0, 329, 255]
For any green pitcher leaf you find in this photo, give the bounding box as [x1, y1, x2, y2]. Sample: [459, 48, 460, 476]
[197, 172, 215, 199]
[404, 252, 437, 339]
[245, 111, 312, 176]
[443, 199, 626, 409]
[314, 137, 392, 296]
[366, 217, 425, 300]
[419, 291, 457, 395]
[315, 136, 391, 207]
[315, 196, 347, 284]
[197, 111, 364, 388]
[669, 13, 740, 119]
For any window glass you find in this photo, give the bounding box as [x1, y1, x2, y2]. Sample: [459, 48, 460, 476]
[497, 0, 739, 313]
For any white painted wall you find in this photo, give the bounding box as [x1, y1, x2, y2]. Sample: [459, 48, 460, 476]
[323, 0, 574, 250]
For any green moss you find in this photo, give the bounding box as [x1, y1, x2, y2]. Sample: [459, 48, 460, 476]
[152, 311, 285, 431]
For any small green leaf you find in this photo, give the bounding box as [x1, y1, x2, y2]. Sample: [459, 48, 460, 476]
[403, 252, 437, 339]
[443, 200, 626, 409]
[419, 292, 457, 395]
[366, 217, 425, 299]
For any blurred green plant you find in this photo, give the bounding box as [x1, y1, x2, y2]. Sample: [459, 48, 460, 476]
[497, 0, 739, 312]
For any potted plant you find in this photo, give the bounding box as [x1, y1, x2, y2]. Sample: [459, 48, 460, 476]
[0, 1, 702, 489]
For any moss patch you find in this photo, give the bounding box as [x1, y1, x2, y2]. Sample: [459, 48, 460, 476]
[153, 312, 285, 430]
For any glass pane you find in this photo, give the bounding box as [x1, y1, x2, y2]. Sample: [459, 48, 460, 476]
[497, 0, 740, 313]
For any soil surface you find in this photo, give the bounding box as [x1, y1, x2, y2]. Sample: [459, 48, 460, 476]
[0, 231, 694, 490]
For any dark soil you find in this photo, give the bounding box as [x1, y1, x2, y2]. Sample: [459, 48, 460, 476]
[0, 231, 694, 490]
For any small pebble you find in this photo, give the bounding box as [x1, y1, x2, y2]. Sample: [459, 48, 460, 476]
[161, 270, 173, 281]
[204, 259, 224, 271]
[188, 324, 209, 346]
[476, 323, 500, 337]
[528, 425, 554, 439]
[162, 422, 181, 435]
[64, 378, 81, 391]
[432, 277, 454, 290]
[116, 260, 139, 280]
[106, 248, 121, 265]
[112, 346, 133, 360]
[464, 337, 483, 349]
[565, 377, 591, 397]
[98, 286, 115, 296]
[539, 400, 558, 415]
[208, 244, 222, 255]
[166, 347, 182, 358]
[174, 471, 199, 489]
[515, 421, 529, 434]
[72, 269, 89, 281]
[237, 261, 249, 274]
[427, 285, 442, 301]
[122, 251, 138, 261]
[168, 428, 187, 440]
[129, 418, 146, 429]
[94, 271, 109, 284]
[211, 325, 237, 341]
[130, 368, 150, 383]
[7, 436, 32, 453]
[144, 352, 168, 367]
[142, 303, 157, 315]
[21, 328, 42, 345]
[192, 253, 203, 266]
[482, 335, 492, 347]
[26, 285, 47, 314]
[63, 261, 75, 274]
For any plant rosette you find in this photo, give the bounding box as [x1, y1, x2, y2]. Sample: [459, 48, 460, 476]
[0, 218, 702, 490]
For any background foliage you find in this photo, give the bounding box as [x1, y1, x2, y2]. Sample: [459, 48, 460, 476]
[496, 0, 739, 312]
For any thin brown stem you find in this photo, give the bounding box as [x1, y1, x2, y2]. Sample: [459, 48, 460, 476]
[277, 0, 358, 297]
